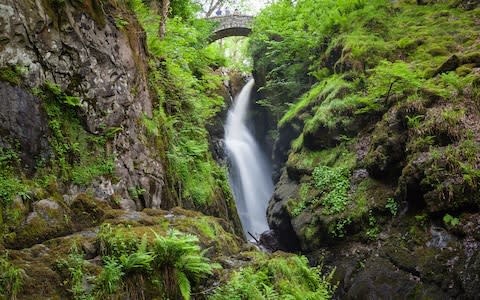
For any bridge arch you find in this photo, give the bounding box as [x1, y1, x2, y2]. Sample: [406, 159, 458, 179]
[207, 15, 253, 42]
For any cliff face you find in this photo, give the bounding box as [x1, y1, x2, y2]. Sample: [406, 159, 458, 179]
[0, 0, 164, 210]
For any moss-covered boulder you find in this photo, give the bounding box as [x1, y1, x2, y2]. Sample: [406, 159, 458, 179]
[364, 106, 408, 179]
[398, 142, 480, 213]
[7, 199, 73, 249]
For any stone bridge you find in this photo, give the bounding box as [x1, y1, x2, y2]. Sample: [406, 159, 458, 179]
[207, 15, 253, 42]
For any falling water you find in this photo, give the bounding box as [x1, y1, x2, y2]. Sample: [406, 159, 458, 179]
[225, 79, 274, 240]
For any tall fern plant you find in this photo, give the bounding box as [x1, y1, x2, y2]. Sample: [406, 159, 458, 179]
[151, 229, 219, 300]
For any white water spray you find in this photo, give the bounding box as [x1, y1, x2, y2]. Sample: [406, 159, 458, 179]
[225, 79, 274, 239]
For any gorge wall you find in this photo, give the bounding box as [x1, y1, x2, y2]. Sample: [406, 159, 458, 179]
[250, 0, 480, 298]
[1, 0, 162, 210]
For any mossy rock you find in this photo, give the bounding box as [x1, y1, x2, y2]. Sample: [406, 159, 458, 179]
[432, 52, 480, 77]
[364, 106, 409, 179]
[70, 193, 108, 230]
[7, 199, 73, 249]
[289, 175, 396, 250]
[0, 66, 22, 85]
[101, 207, 243, 257]
[286, 144, 356, 181]
[398, 143, 480, 213]
[102, 209, 161, 226]
[9, 232, 96, 299]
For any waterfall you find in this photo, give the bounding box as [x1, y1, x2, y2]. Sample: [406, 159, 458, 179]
[225, 79, 274, 240]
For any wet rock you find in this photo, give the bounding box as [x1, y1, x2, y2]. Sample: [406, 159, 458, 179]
[364, 106, 407, 179]
[266, 170, 301, 251]
[272, 120, 303, 181]
[459, 249, 480, 298]
[427, 226, 454, 249]
[398, 149, 480, 213]
[258, 230, 282, 252]
[345, 257, 447, 299]
[0, 82, 49, 168]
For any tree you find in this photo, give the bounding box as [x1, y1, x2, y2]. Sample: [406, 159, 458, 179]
[194, 0, 248, 17]
[159, 0, 170, 38]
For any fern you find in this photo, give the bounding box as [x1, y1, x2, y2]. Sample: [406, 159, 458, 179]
[95, 257, 124, 296]
[210, 254, 336, 300]
[151, 229, 219, 300]
[177, 271, 192, 300]
[119, 251, 153, 273]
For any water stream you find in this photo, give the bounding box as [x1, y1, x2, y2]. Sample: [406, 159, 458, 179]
[225, 79, 274, 240]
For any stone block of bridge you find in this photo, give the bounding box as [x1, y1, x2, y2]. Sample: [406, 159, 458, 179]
[207, 15, 253, 42]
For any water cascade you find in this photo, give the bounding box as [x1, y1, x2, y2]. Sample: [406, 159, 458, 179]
[225, 79, 274, 239]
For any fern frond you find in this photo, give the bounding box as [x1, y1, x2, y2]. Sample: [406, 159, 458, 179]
[177, 271, 191, 300]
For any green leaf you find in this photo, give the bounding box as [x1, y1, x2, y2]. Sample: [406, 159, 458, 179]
[177, 271, 191, 300]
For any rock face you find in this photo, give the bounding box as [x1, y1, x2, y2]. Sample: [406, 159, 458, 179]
[0, 0, 163, 210]
[266, 170, 301, 251]
[0, 81, 49, 168]
[0, 0, 246, 251]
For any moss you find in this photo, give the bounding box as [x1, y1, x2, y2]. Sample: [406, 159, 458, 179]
[288, 181, 318, 218]
[172, 212, 242, 256]
[351, 178, 395, 215]
[398, 140, 480, 213]
[0, 253, 24, 298]
[461, 51, 480, 64]
[0, 66, 22, 85]
[32, 81, 115, 188]
[456, 64, 474, 76]
[70, 193, 107, 230]
[8, 207, 73, 249]
[100, 208, 243, 257]
[287, 143, 356, 178]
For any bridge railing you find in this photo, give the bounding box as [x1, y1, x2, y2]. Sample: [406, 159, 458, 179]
[207, 15, 253, 20]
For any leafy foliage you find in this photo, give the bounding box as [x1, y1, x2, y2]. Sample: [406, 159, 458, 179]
[130, 0, 232, 206]
[385, 198, 398, 216]
[96, 224, 217, 300]
[0, 65, 24, 85]
[312, 166, 350, 215]
[56, 245, 94, 300]
[250, 0, 480, 245]
[95, 257, 124, 297]
[443, 214, 460, 226]
[35, 82, 115, 186]
[210, 253, 336, 300]
[0, 147, 29, 208]
[0, 252, 25, 299]
[152, 229, 219, 300]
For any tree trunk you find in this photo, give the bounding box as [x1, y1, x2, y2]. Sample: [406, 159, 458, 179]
[159, 0, 170, 38]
